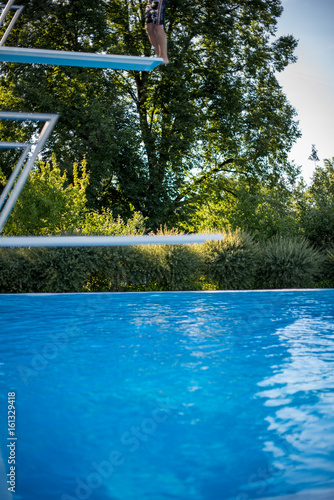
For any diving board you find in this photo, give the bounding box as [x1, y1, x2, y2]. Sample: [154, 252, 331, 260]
[0, 46, 164, 70]
[0, 234, 224, 248]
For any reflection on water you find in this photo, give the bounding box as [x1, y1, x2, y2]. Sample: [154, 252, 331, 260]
[256, 317, 334, 495]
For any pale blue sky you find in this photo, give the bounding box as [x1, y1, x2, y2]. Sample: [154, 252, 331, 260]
[276, 0, 334, 182]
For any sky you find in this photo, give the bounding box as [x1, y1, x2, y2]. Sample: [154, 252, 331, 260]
[275, 0, 334, 182]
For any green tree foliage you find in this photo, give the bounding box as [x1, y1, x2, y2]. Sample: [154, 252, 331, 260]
[296, 158, 334, 247]
[308, 144, 320, 161]
[0, 0, 300, 228]
[2, 156, 88, 235]
[2, 156, 147, 236]
[178, 156, 334, 249]
[79, 209, 146, 235]
[179, 173, 301, 238]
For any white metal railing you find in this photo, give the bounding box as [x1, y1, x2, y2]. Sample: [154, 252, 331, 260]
[0, 112, 59, 233]
[0, 233, 224, 248]
[0, 1, 24, 47]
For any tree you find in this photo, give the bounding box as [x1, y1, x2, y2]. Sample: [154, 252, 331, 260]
[297, 158, 334, 247]
[0, 0, 300, 229]
[308, 144, 320, 168]
[177, 171, 301, 238]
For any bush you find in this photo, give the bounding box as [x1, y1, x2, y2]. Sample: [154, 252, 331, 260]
[3, 157, 88, 236]
[86, 227, 205, 292]
[0, 247, 101, 293]
[1, 232, 332, 294]
[327, 247, 334, 279]
[31, 248, 102, 293]
[0, 242, 205, 294]
[201, 230, 259, 290]
[0, 248, 35, 293]
[137, 243, 204, 291]
[316, 245, 334, 288]
[256, 235, 324, 289]
[0, 238, 206, 293]
[85, 246, 147, 292]
[79, 209, 146, 236]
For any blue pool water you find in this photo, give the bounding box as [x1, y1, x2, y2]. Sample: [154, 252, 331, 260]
[0, 290, 334, 500]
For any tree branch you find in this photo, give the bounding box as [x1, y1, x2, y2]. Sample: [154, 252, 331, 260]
[114, 71, 138, 102]
[175, 159, 238, 203]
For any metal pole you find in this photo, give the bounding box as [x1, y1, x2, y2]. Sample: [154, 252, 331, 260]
[0, 233, 224, 248]
[0, 5, 24, 47]
[0, 114, 59, 232]
[0, 0, 15, 26]
[0, 143, 31, 210]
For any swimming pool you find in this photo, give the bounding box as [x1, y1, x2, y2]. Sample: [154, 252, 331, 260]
[0, 290, 334, 500]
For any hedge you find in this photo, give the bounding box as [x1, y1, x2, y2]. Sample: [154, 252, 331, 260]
[0, 232, 332, 293]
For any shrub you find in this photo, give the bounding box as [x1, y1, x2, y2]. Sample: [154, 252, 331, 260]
[201, 230, 259, 290]
[0, 248, 34, 293]
[30, 247, 102, 293]
[1, 232, 330, 294]
[0, 237, 206, 294]
[256, 235, 324, 289]
[85, 246, 147, 292]
[3, 157, 88, 236]
[79, 209, 146, 236]
[327, 247, 334, 278]
[138, 243, 204, 291]
[316, 245, 334, 288]
[87, 226, 205, 292]
[0, 247, 101, 293]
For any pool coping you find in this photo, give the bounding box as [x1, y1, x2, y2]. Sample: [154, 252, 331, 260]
[0, 288, 333, 297]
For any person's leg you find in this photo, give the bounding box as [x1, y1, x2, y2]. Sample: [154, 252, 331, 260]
[145, 23, 158, 55]
[146, 23, 169, 63]
[145, 0, 169, 63]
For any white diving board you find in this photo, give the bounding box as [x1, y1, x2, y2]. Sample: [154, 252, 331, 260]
[0, 46, 164, 70]
[0, 234, 223, 248]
